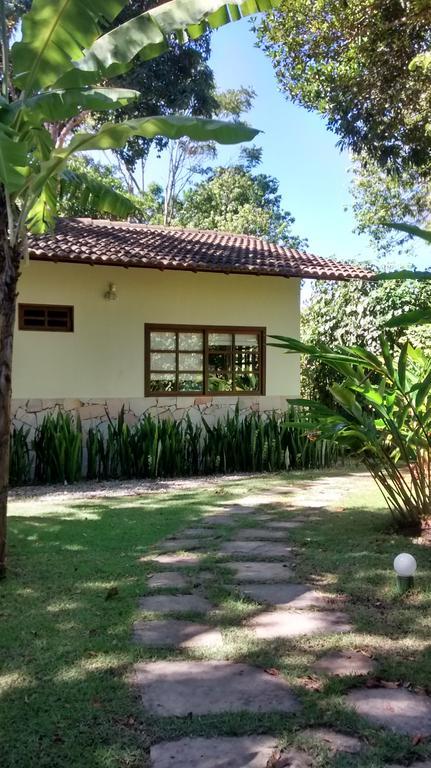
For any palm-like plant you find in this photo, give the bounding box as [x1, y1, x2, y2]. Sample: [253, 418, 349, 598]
[272, 332, 431, 530]
[0, 0, 280, 575]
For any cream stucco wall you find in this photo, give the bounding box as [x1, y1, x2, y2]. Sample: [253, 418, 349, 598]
[12, 261, 300, 400]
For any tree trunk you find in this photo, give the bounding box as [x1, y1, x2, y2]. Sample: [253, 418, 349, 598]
[0, 194, 21, 578]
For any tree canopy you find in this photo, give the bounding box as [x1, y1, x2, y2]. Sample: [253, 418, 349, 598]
[257, 0, 431, 173]
[301, 276, 431, 405]
[177, 163, 307, 248]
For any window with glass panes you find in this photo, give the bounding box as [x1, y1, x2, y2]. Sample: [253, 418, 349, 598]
[145, 325, 265, 396]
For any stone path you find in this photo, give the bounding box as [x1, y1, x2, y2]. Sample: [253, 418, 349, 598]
[131, 478, 431, 766]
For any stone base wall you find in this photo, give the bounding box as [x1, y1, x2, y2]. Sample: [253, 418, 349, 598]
[11, 396, 289, 440]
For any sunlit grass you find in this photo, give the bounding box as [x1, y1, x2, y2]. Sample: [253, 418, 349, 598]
[1, 471, 431, 767]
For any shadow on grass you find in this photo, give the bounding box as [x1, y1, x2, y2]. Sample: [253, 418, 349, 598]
[0, 490, 213, 768]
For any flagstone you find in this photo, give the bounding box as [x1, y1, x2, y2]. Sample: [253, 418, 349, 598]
[247, 610, 352, 639]
[220, 540, 293, 558]
[181, 527, 218, 537]
[229, 561, 295, 582]
[133, 619, 222, 649]
[239, 583, 331, 609]
[147, 571, 189, 590]
[139, 593, 213, 614]
[150, 736, 277, 767]
[312, 650, 377, 677]
[156, 538, 211, 552]
[145, 553, 202, 567]
[346, 687, 431, 736]
[200, 514, 237, 526]
[132, 660, 300, 716]
[233, 528, 288, 540]
[266, 520, 304, 529]
[268, 748, 312, 767]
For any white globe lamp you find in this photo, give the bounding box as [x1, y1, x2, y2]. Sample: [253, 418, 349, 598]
[393, 553, 417, 593]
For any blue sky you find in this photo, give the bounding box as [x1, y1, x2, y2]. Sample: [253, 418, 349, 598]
[143, 19, 374, 265]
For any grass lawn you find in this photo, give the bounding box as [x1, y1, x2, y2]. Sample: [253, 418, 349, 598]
[1, 471, 431, 768]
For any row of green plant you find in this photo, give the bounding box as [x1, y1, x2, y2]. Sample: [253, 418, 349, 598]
[9, 406, 343, 486]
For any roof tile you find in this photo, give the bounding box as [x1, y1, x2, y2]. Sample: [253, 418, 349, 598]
[27, 218, 374, 281]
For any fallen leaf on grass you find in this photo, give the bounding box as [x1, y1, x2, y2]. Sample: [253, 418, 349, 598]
[264, 668, 280, 677]
[297, 675, 323, 691]
[412, 734, 427, 745]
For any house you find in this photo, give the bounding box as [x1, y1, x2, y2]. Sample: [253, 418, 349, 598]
[11, 218, 372, 434]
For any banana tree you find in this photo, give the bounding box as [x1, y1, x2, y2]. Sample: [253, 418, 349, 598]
[0, 0, 280, 576]
[272, 332, 431, 531]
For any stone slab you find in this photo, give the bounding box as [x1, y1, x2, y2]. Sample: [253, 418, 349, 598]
[346, 687, 431, 736]
[133, 619, 222, 649]
[132, 660, 300, 716]
[234, 528, 288, 540]
[239, 583, 331, 609]
[201, 514, 237, 526]
[303, 728, 362, 753]
[220, 541, 292, 558]
[247, 610, 352, 639]
[139, 593, 213, 614]
[387, 764, 431, 768]
[313, 650, 377, 677]
[147, 571, 189, 589]
[181, 527, 217, 537]
[157, 538, 211, 552]
[150, 736, 277, 768]
[266, 521, 304, 529]
[146, 553, 201, 567]
[229, 561, 294, 582]
[270, 749, 312, 768]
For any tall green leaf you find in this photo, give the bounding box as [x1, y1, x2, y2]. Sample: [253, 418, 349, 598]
[386, 309, 431, 329]
[57, 0, 282, 86]
[11, 0, 126, 94]
[0, 126, 30, 192]
[12, 88, 139, 125]
[385, 221, 431, 244]
[28, 115, 259, 198]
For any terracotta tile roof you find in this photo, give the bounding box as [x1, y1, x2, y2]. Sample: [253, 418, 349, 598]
[27, 218, 374, 281]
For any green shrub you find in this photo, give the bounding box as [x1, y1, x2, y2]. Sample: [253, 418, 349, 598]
[9, 426, 32, 486]
[10, 406, 343, 485]
[33, 412, 83, 484]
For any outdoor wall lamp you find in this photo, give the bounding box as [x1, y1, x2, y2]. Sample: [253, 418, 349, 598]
[104, 282, 118, 301]
[393, 552, 417, 594]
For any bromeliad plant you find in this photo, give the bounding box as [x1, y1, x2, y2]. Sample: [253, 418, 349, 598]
[272, 332, 431, 531]
[0, 0, 280, 575]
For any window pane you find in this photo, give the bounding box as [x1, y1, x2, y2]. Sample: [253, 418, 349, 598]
[235, 333, 258, 350]
[208, 371, 233, 392]
[150, 331, 176, 350]
[150, 352, 176, 371]
[150, 373, 175, 392]
[179, 332, 203, 351]
[235, 372, 259, 392]
[208, 333, 232, 350]
[235, 352, 259, 371]
[178, 373, 203, 392]
[208, 351, 231, 370]
[179, 352, 203, 371]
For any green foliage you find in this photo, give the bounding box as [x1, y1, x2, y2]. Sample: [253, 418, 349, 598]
[2, 0, 277, 240]
[256, 0, 431, 173]
[177, 164, 307, 248]
[273, 329, 431, 529]
[350, 155, 431, 259]
[9, 426, 32, 486]
[12, 405, 342, 485]
[301, 277, 431, 406]
[58, 155, 164, 221]
[33, 412, 83, 484]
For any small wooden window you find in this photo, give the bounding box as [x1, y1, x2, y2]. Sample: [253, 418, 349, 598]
[18, 304, 74, 332]
[145, 324, 266, 396]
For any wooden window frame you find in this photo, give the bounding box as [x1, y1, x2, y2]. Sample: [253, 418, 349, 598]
[18, 303, 74, 332]
[145, 323, 266, 397]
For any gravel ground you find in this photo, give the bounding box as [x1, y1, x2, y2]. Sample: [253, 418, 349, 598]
[9, 473, 265, 503]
